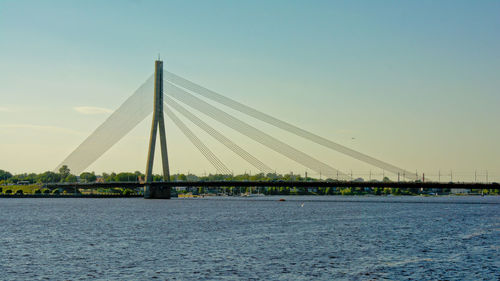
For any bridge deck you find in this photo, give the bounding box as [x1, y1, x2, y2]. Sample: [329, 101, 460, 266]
[45, 181, 498, 189]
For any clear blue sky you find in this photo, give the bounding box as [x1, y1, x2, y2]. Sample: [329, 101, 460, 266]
[1, 0, 499, 181]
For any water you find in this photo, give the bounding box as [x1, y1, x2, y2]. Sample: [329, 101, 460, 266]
[0, 196, 498, 280]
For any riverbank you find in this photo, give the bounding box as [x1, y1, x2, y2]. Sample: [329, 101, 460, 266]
[1, 193, 498, 199]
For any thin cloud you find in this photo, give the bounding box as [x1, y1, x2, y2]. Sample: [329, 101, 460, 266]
[0, 124, 82, 135]
[74, 106, 113, 115]
[0, 107, 11, 112]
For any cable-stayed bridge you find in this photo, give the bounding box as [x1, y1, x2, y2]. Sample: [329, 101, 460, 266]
[54, 59, 488, 198]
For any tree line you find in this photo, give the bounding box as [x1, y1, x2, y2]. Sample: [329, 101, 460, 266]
[0, 166, 314, 184]
[1, 167, 498, 195]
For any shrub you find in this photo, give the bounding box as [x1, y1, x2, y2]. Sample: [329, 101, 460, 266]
[123, 189, 134, 196]
[340, 188, 353, 195]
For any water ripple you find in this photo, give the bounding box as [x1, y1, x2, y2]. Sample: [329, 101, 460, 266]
[0, 196, 498, 280]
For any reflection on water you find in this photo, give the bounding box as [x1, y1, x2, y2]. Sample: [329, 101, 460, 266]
[0, 196, 498, 280]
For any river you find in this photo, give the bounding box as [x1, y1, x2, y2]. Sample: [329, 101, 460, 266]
[0, 196, 498, 280]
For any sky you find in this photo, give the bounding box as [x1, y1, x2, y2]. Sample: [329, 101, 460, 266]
[0, 0, 499, 181]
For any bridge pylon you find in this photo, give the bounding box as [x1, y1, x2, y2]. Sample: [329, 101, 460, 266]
[144, 59, 171, 199]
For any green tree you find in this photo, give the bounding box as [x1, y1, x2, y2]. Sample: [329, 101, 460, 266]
[152, 174, 163, 181]
[65, 174, 78, 183]
[8, 173, 37, 184]
[134, 171, 144, 182]
[80, 172, 97, 182]
[58, 165, 71, 181]
[102, 173, 111, 182]
[114, 172, 137, 182]
[0, 169, 12, 181]
[37, 171, 61, 183]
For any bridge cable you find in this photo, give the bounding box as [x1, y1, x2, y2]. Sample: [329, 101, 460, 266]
[167, 92, 346, 179]
[163, 83, 349, 179]
[165, 97, 274, 174]
[56, 75, 155, 175]
[164, 106, 232, 175]
[164, 88, 347, 179]
[164, 71, 417, 180]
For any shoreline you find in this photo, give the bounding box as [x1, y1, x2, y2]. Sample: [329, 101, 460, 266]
[1, 194, 498, 199]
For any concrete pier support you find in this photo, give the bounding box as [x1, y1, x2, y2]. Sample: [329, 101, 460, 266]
[144, 59, 171, 199]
